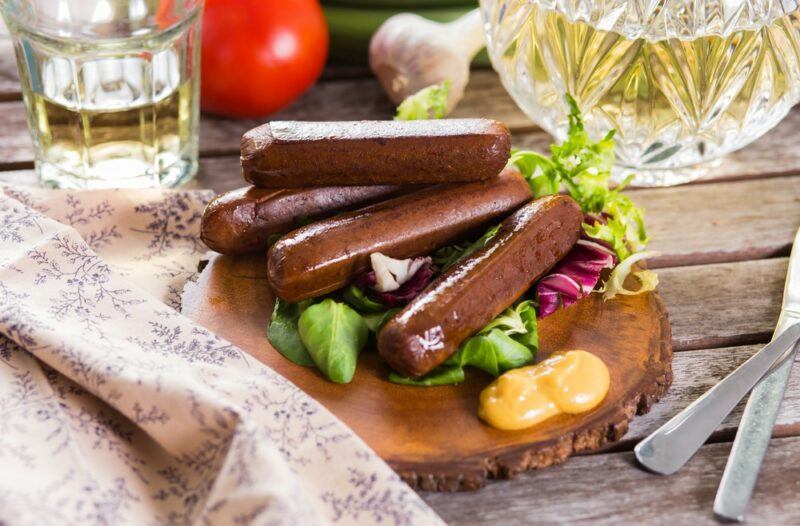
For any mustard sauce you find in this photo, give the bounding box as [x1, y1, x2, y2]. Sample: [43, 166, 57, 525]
[478, 350, 610, 430]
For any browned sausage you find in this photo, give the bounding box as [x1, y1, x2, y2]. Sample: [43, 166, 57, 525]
[267, 167, 532, 302]
[241, 119, 511, 187]
[200, 185, 413, 255]
[378, 195, 582, 378]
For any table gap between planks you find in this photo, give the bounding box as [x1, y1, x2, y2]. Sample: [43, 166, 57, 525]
[1, 27, 799, 526]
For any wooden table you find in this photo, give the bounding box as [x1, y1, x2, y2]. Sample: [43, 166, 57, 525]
[2, 36, 800, 526]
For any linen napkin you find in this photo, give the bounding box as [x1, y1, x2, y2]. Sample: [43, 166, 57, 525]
[0, 187, 443, 526]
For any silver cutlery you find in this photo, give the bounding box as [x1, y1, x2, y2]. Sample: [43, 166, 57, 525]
[713, 227, 800, 522]
[633, 322, 800, 476]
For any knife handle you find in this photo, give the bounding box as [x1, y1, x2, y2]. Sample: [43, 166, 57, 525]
[714, 315, 800, 522]
[634, 323, 800, 476]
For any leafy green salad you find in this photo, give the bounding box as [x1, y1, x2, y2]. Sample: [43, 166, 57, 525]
[267, 83, 657, 386]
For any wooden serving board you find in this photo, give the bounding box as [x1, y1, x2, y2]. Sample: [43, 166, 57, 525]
[182, 253, 673, 491]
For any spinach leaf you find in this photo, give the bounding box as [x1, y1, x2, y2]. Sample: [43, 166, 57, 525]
[298, 299, 369, 384]
[389, 365, 465, 387]
[267, 299, 315, 367]
[342, 283, 388, 313]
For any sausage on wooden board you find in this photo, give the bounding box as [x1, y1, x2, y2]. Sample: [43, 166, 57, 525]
[200, 185, 412, 255]
[241, 119, 511, 187]
[378, 195, 583, 378]
[267, 167, 533, 302]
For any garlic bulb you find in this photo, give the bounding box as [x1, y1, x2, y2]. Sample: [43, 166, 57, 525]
[369, 9, 485, 113]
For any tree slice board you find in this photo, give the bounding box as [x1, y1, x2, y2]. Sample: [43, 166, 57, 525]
[182, 253, 673, 491]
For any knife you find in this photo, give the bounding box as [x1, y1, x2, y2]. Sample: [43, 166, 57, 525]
[633, 321, 800, 475]
[714, 227, 800, 522]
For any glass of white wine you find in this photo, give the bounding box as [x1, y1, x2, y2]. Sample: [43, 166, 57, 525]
[1, 0, 203, 189]
[481, 0, 800, 185]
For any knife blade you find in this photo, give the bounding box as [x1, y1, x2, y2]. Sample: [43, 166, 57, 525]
[714, 227, 800, 522]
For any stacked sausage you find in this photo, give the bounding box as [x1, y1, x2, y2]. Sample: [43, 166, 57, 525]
[201, 119, 583, 378]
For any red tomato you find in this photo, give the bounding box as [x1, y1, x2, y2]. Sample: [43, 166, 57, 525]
[200, 0, 328, 118]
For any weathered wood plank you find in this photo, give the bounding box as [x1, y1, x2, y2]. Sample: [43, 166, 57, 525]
[623, 345, 800, 446]
[639, 176, 800, 268]
[0, 101, 31, 166]
[422, 436, 800, 525]
[319, 62, 375, 81]
[660, 258, 785, 351]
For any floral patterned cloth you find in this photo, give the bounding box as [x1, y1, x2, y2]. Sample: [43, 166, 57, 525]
[0, 187, 443, 526]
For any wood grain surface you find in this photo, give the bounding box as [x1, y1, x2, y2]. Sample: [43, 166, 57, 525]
[422, 435, 800, 525]
[1, 21, 798, 522]
[182, 253, 672, 491]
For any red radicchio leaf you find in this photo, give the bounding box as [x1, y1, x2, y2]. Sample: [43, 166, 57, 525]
[536, 239, 616, 318]
[356, 261, 438, 307]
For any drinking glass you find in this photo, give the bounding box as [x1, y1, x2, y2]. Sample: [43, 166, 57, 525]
[1, 0, 203, 189]
[481, 0, 800, 186]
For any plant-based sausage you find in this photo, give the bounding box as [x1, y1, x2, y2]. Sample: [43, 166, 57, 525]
[267, 167, 532, 302]
[241, 119, 511, 187]
[200, 185, 411, 255]
[378, 195, 582, 378]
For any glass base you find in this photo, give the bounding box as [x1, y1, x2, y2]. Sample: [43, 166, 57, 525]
[38, 158, 198, 190]
[612, 158, 723, 187]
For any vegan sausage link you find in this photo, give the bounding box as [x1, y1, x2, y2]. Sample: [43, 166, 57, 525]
[378, 195, 583, 378]
[200, 185, 412, 255]
[240, 119, 511, 187]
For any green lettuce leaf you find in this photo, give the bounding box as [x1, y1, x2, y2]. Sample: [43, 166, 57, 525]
[600, 250, 660, 300]
[453, 329, 534, 377]
[508, 149, 559, 197]
[362, 307, 401, 333]
[388, 365, 465, 387]
[298, 299, 369, 384]
[395, 80, 451, 120]
[509, 94, 650, 266]
[267, 299, 315, 367]
[342, 283, 388, 313]
[431, 224, 500, 270]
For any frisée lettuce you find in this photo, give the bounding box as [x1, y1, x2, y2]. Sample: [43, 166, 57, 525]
[510, 95, 654, 309]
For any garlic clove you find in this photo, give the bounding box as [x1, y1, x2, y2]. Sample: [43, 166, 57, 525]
[369, 10, 485, 113]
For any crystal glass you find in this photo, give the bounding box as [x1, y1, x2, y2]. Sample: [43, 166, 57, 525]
[481, 0, 800, 185]
[1, 0, 203, 189]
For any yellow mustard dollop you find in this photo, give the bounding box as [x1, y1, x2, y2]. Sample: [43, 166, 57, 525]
[478, 350, 610, 431]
